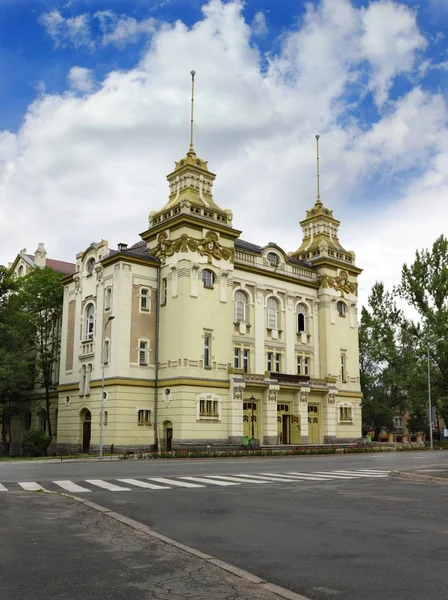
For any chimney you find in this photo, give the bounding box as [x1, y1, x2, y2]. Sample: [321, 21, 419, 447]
[117, 243, 128, 252]
[34, 243, 47, 268]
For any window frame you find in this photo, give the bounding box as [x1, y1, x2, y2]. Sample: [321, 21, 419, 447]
[243, 349, 249, 373]
[204, 333, 212, 368]
[234, 290, 248, 323]
[85, 303, 95, 341]
[139, 340, 149, 365]
[267, 296, 279, 330]
[202, 269, 216, 289]
[338, 403, 354, 423]
[297, 303, 307, 334]
[267, 351, 273, 372]
[103, 338, 110, 365]
[234, 347, 241, 369]
[304, 356, 310, 376]
[337, 300, 347, 317]
[104, 287, 112, 311]
[87, 257, 95, 275]
[275, 353, 281, 373]
[137, 409, 151, 425]
[267, 252, 280, 267]
[140, 287, 150, 312]
[341, 353, 347, 382]
[197, 393, 222, 421]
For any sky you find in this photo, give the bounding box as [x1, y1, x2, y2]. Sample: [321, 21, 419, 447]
[0, 0, 447, 310]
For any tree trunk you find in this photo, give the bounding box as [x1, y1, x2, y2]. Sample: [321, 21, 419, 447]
[45, 384, 53, 442]
[1, 411, 11, 456]
[374, 426, 381, 441]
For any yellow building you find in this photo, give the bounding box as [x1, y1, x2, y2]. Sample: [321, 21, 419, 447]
[54, 108, 362, 453]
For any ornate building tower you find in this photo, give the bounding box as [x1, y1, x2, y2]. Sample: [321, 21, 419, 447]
[140, 72, 241, 447]
[290, 136, 362, 442]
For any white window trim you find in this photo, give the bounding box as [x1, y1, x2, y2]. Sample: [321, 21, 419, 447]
[266, 296, 279, 330]
[337, 300, 347, 317]
[84, 303, 95, 341]
[136, 407, 152, 426]
[266, 251, 280, 267]
[203, 332, 212, 368]
[139, 287, 151, 313]
[337, 402, 354, 424]
[202, 269, 216, 289]
[196, 393, 222, 421]
[234, 290, 248, 323]
[296, 303, 308, 334]
[138, 339, 150, 365]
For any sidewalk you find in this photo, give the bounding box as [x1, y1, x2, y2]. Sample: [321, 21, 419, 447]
[391, 465, 448, 483]
[1, 491, 306, 600]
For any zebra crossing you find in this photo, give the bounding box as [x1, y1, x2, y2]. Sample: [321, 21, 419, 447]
[0, 469, 389, 494]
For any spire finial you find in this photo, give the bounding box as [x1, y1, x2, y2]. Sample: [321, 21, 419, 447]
[189, 70, 196, 154]
[315, 134, 322, 206]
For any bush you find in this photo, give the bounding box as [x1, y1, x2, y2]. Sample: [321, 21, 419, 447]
[21, 429, 51, 457]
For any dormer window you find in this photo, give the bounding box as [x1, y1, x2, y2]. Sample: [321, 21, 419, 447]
[337, 301, 347, 317]
[17, 266, 24, 278]
[202, 269, 215, 289]
[87, 258, 95, 275]
[267, 252, 280, 267]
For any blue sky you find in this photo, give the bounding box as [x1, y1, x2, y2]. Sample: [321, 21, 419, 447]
[0, 0, 447, 307]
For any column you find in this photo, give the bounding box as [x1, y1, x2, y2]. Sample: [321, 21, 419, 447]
[323, 387, 337, 443]
[263, 383, 279, 445]
[298, 385, 309, 444]
[228, 376, 245, 444]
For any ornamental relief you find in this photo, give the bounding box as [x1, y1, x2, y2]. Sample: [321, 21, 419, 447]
[318, 269, 358, 296]
[233, 385, 245, 401]
[153, 231, 235, 265]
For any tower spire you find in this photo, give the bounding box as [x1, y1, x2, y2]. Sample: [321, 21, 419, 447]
[188, 70, 196, 155]
[315, 134, 322, 206]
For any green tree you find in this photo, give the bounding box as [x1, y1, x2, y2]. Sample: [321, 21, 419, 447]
[359, 282, 417, 440]
[0, 267, 34, 454]
[18, 267, 64, 441]
[399, 235, 448, 426]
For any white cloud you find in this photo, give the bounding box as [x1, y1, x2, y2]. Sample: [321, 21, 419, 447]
[3, 0, 447, 313]
[359, 1, 427, 106]
[252, 11, 268, 37]
[40, 9, 93, 50]
[67, 67, 95, 93]
[96, 10, 157, 47]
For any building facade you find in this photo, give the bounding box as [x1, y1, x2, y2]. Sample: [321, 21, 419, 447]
[55, 137, 362, 453]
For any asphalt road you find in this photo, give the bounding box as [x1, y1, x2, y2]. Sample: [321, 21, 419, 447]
[0, 449, 445, 482]
[2, 452, 448, 600]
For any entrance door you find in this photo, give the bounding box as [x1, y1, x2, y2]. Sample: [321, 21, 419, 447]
[277, 404, 293, 444]
[308, 405, 321, 444]
[290, 415, 301, 445]
[166, 427, 173, 451]
[243, 400, 258, 439]
[82, 411, 91, 453]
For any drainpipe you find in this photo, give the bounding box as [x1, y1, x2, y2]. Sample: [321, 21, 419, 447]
[153, 264, 161, 452]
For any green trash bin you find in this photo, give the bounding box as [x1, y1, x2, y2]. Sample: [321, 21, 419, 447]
[243, 435, 249, 447]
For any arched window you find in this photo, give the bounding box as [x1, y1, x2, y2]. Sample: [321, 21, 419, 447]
[85, 303, 95, 340]
[267, 296, 279, 329]
[297, 304, 308, 333]
[18, 265, 24, 278]
[234, 290, 248, 323]
[202, 269, 216, 289]
[140, 288, 149, 311]
[104, 287, 112, 311]
[267, 252, 280, 267]
[86, 257, 95, 274]
[337, 301, 346, 317]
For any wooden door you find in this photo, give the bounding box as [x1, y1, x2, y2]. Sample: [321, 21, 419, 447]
[290, 415, 301, 445]
[308, 405, 321, 444]
[282, 415, 291, 444]
[166, 427, 173, 451]
[82, 420, 91, 453]
[243, 401, 258, 439]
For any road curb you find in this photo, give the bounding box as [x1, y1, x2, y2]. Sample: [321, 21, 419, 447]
[68, 495, 311, 600]
[390, 470, 448, 484]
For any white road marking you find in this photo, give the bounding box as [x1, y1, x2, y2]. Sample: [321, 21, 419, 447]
[179, 476, 239, 486]
[0, 483, 8, 491]
[147, 477, 205, 488]
[322, 471, 387, 478]
[117, 479, 170, 490]
[18, 482, 45, 491]
[310, 471, 366, 479]
[85, 480, 131, 491]
[54, 480, 92, 493]
[206, 475, 272, 484]
[283, 472, 342, 480]
[232, 474, 302, 483]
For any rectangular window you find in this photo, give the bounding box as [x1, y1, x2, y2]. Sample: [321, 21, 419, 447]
[138, 409, 151, 425]
[104, 411, 108, 426]
[267, 352, 273, 372]
[105, 287, 112, 311]
[161, 278, 167, 306]
[339, 406, 353, 422]
[275, 353, 281, 373]
[199, 399, 219, 417]
[140, 288, 150, 311]
[341, 354, 346, 382]
[139, 341, 149, 365]
[204, 334, 211, 368]
[304, 357, 310, 376]
[297, 356, 302, 375]
[243, 349, 249, 373]
[104, 339, 110, 365]
[234, 347, 241, 369]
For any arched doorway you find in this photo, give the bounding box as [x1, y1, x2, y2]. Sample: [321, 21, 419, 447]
[163, 420, 173, 451]
[80, 409, 92, 453]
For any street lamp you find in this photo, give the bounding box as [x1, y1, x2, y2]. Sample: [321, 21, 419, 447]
[427, 337, 443, 450]
[99, 315, 115, 458]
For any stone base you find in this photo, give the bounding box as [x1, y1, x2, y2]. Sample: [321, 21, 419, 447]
[263, 435, 278, 445]
[324, 436, 338, 444]
[228, 436, 243, 445]
[299, 436, 308, 444]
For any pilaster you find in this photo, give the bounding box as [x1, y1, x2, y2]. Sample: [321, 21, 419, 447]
[254, 287, 266, 373]
[323, 386, 338, 443]
[263, 383, 279, 445]
[228, 375, 245, 444]
[298, 384, 310, 444]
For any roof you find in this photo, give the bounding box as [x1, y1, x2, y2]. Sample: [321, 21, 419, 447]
[25, 254, 76, 276]
[106, 241, 158, 263]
